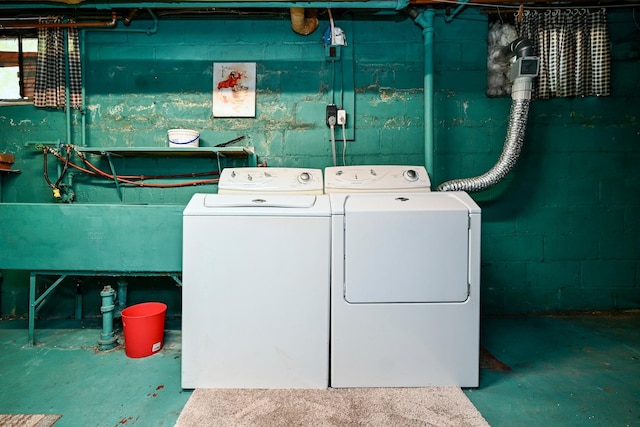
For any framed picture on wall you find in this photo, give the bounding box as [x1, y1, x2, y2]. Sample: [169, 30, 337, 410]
[213, 62, 256, 118]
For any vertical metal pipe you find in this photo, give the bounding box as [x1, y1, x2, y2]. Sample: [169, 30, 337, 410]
[410, 9, 436, 185]
[116, 278, 128, 318]
[75, 280, 83, 320]
[98, 285, 118, 351]
[423, 10, 435, 184]
[28, 274, 37, 346]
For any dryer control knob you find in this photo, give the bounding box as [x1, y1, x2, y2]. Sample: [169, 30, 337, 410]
[299, 172, 311, 183]
[404, 169, 419, 182]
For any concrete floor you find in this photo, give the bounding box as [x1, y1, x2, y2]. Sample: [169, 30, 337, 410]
[0, 313, 638, 426]
[0, 318, 190, 427]
[469, 313, 640, 426]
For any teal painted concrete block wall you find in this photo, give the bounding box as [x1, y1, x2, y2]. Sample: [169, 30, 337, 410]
[1, 9, 638, 317]
[432, 11, 639, 313]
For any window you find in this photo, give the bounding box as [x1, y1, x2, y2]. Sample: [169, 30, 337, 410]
[0, 35, 38, 102]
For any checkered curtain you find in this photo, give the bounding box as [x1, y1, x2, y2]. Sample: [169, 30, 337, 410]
[517, 9, 610, 99]
[34, 18, 82, 109]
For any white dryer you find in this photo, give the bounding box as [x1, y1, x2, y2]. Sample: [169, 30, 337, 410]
[325, 165, 481, 388]
[182, 167, 330, 389]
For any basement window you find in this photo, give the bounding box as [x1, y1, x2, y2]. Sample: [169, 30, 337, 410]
[0, 35, 37, 105]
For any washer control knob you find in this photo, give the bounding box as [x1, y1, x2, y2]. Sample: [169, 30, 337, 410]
[404, 169, 418, 182]
[299, 172, 311, 183]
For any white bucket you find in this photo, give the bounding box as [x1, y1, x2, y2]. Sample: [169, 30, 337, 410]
[168, 129, 200, 148]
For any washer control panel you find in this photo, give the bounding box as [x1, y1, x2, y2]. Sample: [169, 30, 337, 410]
[324, 165, 431, 192]
[219, 167, 324, 194]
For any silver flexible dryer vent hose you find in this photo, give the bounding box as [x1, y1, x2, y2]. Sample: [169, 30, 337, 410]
[437, 98, 530, 192]
[437, 36, 537, 193]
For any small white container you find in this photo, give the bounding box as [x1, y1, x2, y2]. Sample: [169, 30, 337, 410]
[168, 129, 200, 148]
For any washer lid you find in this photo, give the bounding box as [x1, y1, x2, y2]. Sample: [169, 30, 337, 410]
[342, 193, 471, 303]
[183, 193, 330, 216]
[205, 194, 317, 208]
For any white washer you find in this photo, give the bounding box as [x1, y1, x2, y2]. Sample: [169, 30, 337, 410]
[182, 167, 330, 389]
[325, 165, 481, 388]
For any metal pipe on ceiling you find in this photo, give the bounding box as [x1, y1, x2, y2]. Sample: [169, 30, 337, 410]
[0, 11, 117, 29]
[0, 0, 410, 11]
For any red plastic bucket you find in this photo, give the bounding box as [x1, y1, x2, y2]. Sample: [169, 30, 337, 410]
[121, 302, 167, 358]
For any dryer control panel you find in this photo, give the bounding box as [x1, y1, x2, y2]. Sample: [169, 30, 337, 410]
[324, 165, 431, 193]
[219, 167, 324, 195]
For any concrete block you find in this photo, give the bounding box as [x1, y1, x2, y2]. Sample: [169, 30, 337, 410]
[581, 260, 636, 289]
[483, 233, 544, 262]
[544, 234, 599, 261]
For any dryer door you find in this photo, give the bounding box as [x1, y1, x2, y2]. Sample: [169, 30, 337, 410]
[343, 193, 470, 303]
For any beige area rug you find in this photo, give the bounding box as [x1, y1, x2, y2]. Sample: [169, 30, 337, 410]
[0, 414, 61, 427]
[175, 388, 490, 427]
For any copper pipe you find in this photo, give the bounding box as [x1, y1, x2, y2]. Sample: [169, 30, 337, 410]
[0, 11, 117, 29]
[123, 9, 139, 26]
[290, 8, 318, 36]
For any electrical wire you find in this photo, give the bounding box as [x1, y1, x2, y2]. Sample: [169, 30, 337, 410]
[329, 122, 337, 166]
[341, 122, 347, 166]
[328, 8, 335, 45]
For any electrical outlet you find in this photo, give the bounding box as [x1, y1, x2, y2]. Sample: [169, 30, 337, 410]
[337, 109, 346, 125]
[326, 104, 338, 127]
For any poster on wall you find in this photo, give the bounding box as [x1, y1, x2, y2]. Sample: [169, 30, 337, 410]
[213, 62, 256, 118]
